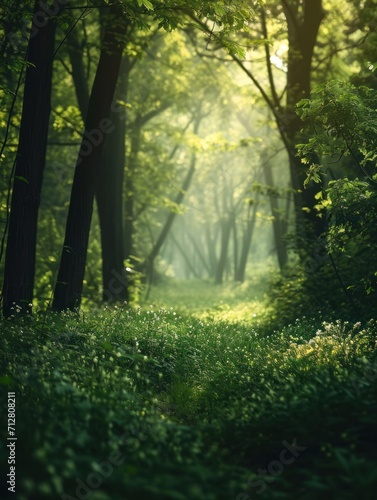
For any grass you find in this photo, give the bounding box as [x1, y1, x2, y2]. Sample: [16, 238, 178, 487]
[0, 280, 377, 499]
[146, 273, 272, 325]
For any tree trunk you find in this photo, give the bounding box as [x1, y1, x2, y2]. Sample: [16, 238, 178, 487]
[147, 147, 197, 266]
[67, 28, 90, 120]
[144, 116, 200, 292]
[170, 233, 199, 279]
[262, 152, 288, 269]
[215, 215, 233, 284]
[68, 29, 131, 303]
[53, 8, 126, 311]
[96, 55, 132, 303]
[233, 217, 239, 281]
[283, 0, 327, 243]
[123, 120, 140, 265]
[96, 107, 128, 302]
[2, 1, 58, 317]
[230, 1, 326, 247]
[235, 201, 257, 283]
[205, 222, 219, 279]
[187, 227, 211, 276]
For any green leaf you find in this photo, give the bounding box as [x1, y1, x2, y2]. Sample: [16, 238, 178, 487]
[136, 0, 154, 10]
[15, 175, 29, 184]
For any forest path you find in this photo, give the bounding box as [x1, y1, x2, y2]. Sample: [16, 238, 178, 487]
[144, 271, 273, 326]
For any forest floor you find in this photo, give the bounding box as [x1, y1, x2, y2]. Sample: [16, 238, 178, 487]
[1, 279, 377, 499]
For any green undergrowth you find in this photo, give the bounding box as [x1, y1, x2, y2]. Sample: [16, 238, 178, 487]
[0, 305, 377, 499]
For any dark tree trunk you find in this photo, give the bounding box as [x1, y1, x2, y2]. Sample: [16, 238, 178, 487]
[282, 0, 326, 242]
[53, 9, 126, 311]
[67, 28, 90, 120]
[96, 108, 128, 302]
[124, 102, 171, 266]
[123, 121, 140, 265]
[96, 55, 132, 303]
[68, 29, 132, 303]
[232, 1, 326, 248]
[2, 2, 58, 317]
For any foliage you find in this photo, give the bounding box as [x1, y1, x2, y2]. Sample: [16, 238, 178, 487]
[297, 81, 377, 176]
[295, 80, 377, 310]
[1, 306, 377, 498]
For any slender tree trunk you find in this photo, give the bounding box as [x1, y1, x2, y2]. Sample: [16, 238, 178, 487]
[145, 152, 197, 295]
[96, 108, 128, 302]
[235, 200, 257, 283]
[2, 2, 58, 317]
[147, 151, 197, 264]
[145, 117, 200, 289]
[187, 227, 211, 276]
[124, 103, 171, 268]
[205, 223, 219, 278]
[262, 151, 288, 269]
[233, 218, 239, 281]
[123, 121, 140, 264]
[170, 233, 199, 279]
[215, 215, 233, 284]
[53, 8, 126, 311]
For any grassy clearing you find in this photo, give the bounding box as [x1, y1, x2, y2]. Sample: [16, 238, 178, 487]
[146, 274, 272, 326]
[1, 293, 377, 499]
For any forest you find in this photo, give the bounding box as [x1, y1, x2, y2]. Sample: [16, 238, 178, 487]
[0, 0, 377, 498]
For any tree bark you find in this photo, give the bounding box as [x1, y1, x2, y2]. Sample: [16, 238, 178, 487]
[67, 28, 90, 120]
[96, 107, 128, 302]
[2, 1, 58, 317]
[282, 0, 327, 242]
[123, 118, 140, 265]
[96, 55, 132, 303]
[53, 8, 126, 311]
